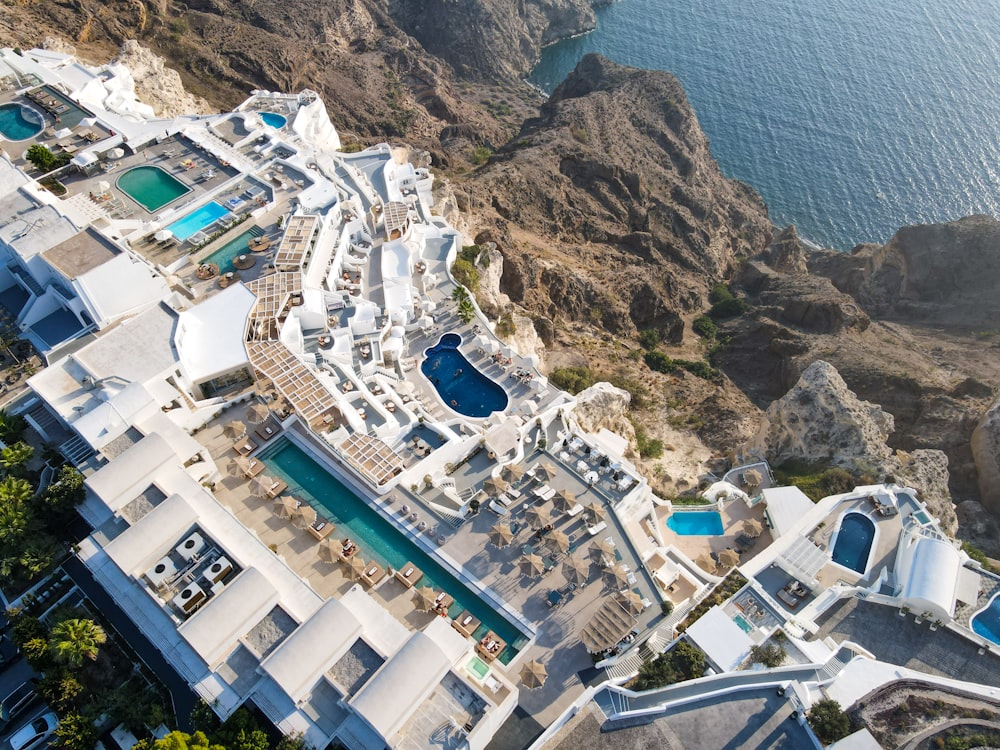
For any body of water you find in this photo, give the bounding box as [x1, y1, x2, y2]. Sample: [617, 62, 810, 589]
[530, 0, 1000, 250]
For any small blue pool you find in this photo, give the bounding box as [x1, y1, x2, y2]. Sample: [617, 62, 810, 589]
[831, 512, 876, 574]
[167, 201, 228, 241]
[0, 103, 42, 141]
[201, 227, 263, 274]
[421, 333, 508, 418]
[667, 511, 724, 536]
[972, 593, 1000, 646]
[259, 111, 287, 129]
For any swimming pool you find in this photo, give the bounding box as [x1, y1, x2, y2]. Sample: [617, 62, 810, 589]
[167, 201, 229, 241]
[259, 111, 287, 129]
[831, 512, 877, 574]
[201, 226, 263, 273]
[466, 656, 490, 680]
[667, 511, 724, 536]
[421, 334, 508, 418]
[0, 103, 42, 141]
[733, 614, 753, 633]
[972, 593, 1000, 646]
[259, 438, 527, 663]
[117, 166, 191, 212]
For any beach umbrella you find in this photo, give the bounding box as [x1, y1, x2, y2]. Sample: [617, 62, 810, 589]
[482, 476, 509, 498]
[153, 229, 173, 242]
[562, 557, 589, 585]
[272, 495, 298, 519]
[585, 501, 606, 523]
[96, 179, 111, 194]
[743, 518, 764, 537]
[343, 555, 366, 580]
[107, 146, 125, 159]
[54, 127, 72, 139]
[488, 523, 514, 548]
[590, 538, 615, 560]
[501, 464, 525, 484]
[226, 456, 252, 478]
[396, 380, 415, 396]
[617, 591, 645, 616]
[718, 549, 741, 569]
[246, 402, 271, 424]
[412, 586, 438, 612]
[534, 460, 557, 482]
[519, 554, 544, 578]
[249, 475, 277, 498]
[519, 660, 547, 689]
[695, 553, 717, 573]
[545, 529, 570, 554]
[552, 489, 577, 513]
[222, 419, 246, 439]
[317, 540, 339, 563]
[743, 468, 763, 489]
[525, 505, 552, 529]
[295, 504, 317, 529]
[602, 565, 628, 590]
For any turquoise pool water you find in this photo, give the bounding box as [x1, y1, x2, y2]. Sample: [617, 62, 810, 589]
[972, 593, 1000, 646]
[466, 656, 490, 680]
[667, 511, 724, 536]
[831, 512, 876, 573]
[117, 166, 191, 212]
[0, 103, 42, 141]
[201, 227, 263, 273]
[259, 111, 287, 129]
[167, 201, 228, 241]
[421, 333, 508, 418]
[259, 439, 527, 663]
[733, 614, 753, 633]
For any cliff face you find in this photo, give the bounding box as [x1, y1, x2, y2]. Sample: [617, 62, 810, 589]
[464, 54, 772, 338]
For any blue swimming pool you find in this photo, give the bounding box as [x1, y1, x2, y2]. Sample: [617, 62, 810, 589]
[259, 438, 527, 663]
[201, 227, 263, 274]
[667, 511, 724, 536]
[167, 201, 228, 241]
[421, 333, 508, 418]
[972, 593, 1000, 646]
[831, 512, 876, 574]
[259, 111, 287, 129]
[0, 103, 42, 141]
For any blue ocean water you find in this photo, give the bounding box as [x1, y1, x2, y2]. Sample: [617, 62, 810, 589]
[530, 0, 1000, 250]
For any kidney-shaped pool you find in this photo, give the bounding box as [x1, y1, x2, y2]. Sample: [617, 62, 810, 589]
[421, 333, 508, 418]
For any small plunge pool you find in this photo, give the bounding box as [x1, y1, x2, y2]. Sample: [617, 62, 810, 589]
[831, 512, 877, 574]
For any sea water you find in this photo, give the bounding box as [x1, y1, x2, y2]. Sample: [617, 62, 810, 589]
[530, 0, 1000, 250]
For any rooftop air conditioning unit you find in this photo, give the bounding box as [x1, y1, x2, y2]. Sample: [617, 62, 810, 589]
[176, 532, 206, 562]
[203, 556, 233, 585]
[172, 582, 206, 614]
[146, 556, 177, 589]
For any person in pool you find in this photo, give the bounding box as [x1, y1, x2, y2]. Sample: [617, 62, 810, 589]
[450, 399, 458, 407]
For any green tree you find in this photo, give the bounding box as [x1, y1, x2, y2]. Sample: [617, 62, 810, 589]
[451, 285, 470, 303]
[807, 698, 851, 744]
[54, 712, 99, 750]
[632, 641, 706, 690]
[49, 617, 107, 667]
[43, 466, 85, 515]
[457, 297, 476, 325]
[0, 441, 34, 473]
[152, 731, 224, 750]
[638, 329, 661, 350]
[19, 537, 57, 577]
[750, 643, 787, 668]
[451, 258, 479, 291]
[274, 735, 307, 750]
[692, 315, 717, 339]
[0, 410, 26, 442]
[0, 475, 33, 507]
[643, 350, 676, 374]
[37, 670, 84, 711]
[26, 144, 56, 172]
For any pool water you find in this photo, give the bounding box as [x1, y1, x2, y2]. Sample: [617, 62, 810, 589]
[201, 226, 264, 273]
[733, 614, 753, 633]
[259, 111, 287, 129]
[972, 593, 1000, 646]
[167, 201, 229, 241]
[118, 166, 191, 212]
[0, 103, 42, 141]
[466, 656, 490, 680]
[831, 512, 876, 574]
[259, 439, 527, 663]
[421, 334, 508, 418]
[667, 511, 724, 536]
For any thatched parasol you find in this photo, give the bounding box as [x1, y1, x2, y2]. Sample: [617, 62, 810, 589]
[552, 489, 577, 513]
[585, 501, 606, 523]
[742, 518, 764, 537]
[717, 549, 741, 569]
[519, 660, 547, 689]
[488, 523, 514, 548]
[272, 495, 299, 519]
[617, 590, 645, 616]
[519, 554, 545, 578]
[482, 476, 509, 498]
[743, 468, 763, 489]
[695, 553, 717, 573]
[317, 539, 339, 563]
[590, 538, 615, 560]
[562, 556, 590, 585]
[246, 402, 271, 424]
[525, 505, 552, 529]
[250, 475, 277, 498]
[545, 529, 570, 554]
[534, 460, 557, 482]
[227, 456, 252, 478]
[222, 419, 246, 439]
[412, 586, 438, 612]
[602, 565, 628, 590]
[501, 464, 525, 484]
[295, 504, 317, 529]
[343, 555, 367, 580]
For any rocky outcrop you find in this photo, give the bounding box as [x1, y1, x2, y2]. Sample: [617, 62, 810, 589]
[572, 382, 636, 450]
[972, 397, 1000, 514]
[467, 54, 772, 337]
[112, 41, 212, 118]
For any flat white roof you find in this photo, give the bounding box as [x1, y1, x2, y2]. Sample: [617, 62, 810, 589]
[103, 493, 197, 577]
[176, 284, 254, 383]
[86, 432, 177, 512]
[71, 381, 155, 451]
[763, 486, 815, 538]
[900, 534, 961, 617]
[75, 253, 171, 326]
[260, 598, 362, 702]
[685, 605, 753, 672]
[179, 567, 280, 668]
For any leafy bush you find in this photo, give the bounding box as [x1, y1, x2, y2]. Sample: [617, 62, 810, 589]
[708, 296, 748, 319]
[709, 283, 734, 304]
[451, 258, 479, 292]
[471, 146, 492, 165]
[773, 462, 862, 502]
[750, 643, 787, 668]
[644, 350, 676, 374]
[632, 640, 706, 691]
[692, 315, 717, 339]
[961, 541, 995, 573]
[549, 367, 595, 394]
[675, 359, 718, 380]
[634, 424, 664, 459]
[638, 329, 661, 350]
[807, 699, 851, 744]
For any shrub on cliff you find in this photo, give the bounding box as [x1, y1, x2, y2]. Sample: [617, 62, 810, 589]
[693, 315, 717, 339]
[708, 296, 748, 320]
[550, 367, 595, 394]
[644, 351, 676, 374]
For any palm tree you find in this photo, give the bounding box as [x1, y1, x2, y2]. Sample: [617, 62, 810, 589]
[0, 475, 32, 506]
[451, 285, 469, 303]
[457, 298, 476, 325]
[0, 502, 29, 543]
[0, 441, 33, 473]
[49, 618, 107, 667]
[0, 410, 26, 443]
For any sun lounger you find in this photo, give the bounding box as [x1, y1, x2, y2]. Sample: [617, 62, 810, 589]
[587, 521, 608, 536]
[776, 588, 799, 608]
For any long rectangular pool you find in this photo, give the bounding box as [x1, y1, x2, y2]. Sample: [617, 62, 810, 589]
[667, 511, 724, 536]
[167, 201, 228, 241]
[259, 438, 527, 663]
